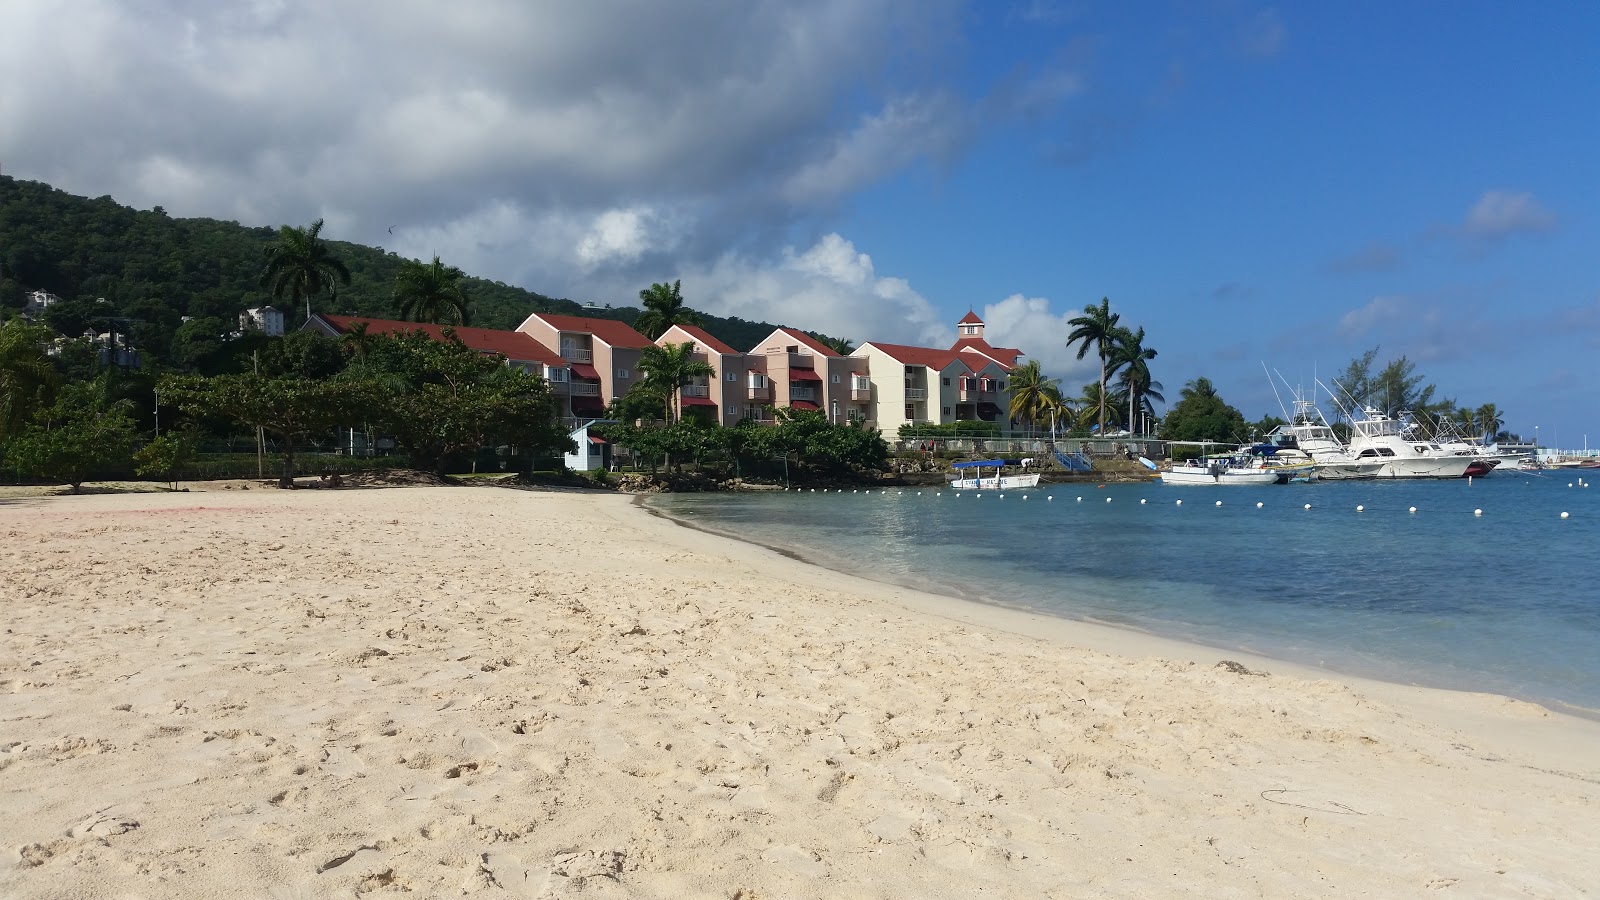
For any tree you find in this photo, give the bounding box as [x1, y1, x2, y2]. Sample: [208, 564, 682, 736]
[637, 342, 715, 424]
[394, 255, 471, 325]
[1066, 297, 1124, 434]
[816, 333, 856, 355]
[0, 319, 58, 445]
[346, 331, 571, 476]
[260, 218, 351, 322]
[134, 429, 200, 489]
[1475, 403, 1504, 440]
[1006, 360, 1061, 435]
[162, 373, 366, 488]
[633, 280, 700, 340]
[1334, 346, 1381, 411]
[1161, 377, 1249, 443]
[1110, 326, 1161, 434]
[6, 378, 138, 493]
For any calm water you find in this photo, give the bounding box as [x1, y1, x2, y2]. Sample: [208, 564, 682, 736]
[648, 471, 1600, 714]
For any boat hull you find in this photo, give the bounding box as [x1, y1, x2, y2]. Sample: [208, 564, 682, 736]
[948, 474, 1041, 490]
[1160, 468, 1278, 486]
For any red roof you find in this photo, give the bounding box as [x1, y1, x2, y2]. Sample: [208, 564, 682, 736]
[952, 337, 1023, 371]
[775, 327, 841, 358]
[958, 310, 985, 325]
[863, 341, 969, 371]
[660, 324, 738, 356]
[318, 315, 565, 367]
[528, 313, 652, 349]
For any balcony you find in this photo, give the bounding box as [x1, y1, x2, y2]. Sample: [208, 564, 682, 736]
[682, 384, 709, 398]
[570, 382, 601, 396]
[904, 387, 928, 400]
[747, 384, 771, 400]
[766, 349, 813, 368]
[850, 387, 871, 402]
[790, 386, 817, 402]
[560, 347, 592, 363]
[958, 386, 997, 402]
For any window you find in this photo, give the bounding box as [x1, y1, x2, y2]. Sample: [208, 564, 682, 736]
[905, 404, 915, 419]
[726, 371, 738, 382]
[748, 373, 768, 388]
[786, 345, 798, 353]
[942, 377, 950, 386]
[943, 406, 951, 415]
[546, 366, 568, 383]
[831, 374, 840, 384]
[999, 381, 1006, 390]
[617, 368, 630, 379]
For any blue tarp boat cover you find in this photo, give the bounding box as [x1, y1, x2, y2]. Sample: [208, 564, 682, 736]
[951, 459, 1020, 469]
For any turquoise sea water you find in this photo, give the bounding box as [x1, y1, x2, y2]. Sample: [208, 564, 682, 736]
[648, 472, 1600, 714]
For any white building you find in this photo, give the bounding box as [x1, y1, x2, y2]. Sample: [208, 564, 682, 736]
[239, 305, 285, 336]
[24, 290, 61, 317]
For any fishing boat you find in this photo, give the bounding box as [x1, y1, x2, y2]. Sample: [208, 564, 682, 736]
[1265, 397, 1383, 480]
[1160, 455, 1279, 486]
[948, 458, 1041, 490]
[1346, 407, 1475, 479]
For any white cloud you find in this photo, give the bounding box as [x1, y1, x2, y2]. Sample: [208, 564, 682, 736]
[1461, 190, 1556, 239]
[980, 294, 1099, 384]
[681, 234, 949, 348]
[1339, 294, 1415, 337]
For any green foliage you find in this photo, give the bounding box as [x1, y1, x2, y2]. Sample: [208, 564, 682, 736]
[342, 331, 573, 475]
[161, 373, 371, 487]
[637, 342, 715, 423]
[898, 421, 1002, 439]
[1250, 414, 1288, 440]
[1006, 360, 1061, 435]
[1, 319, 59, 444]
[1066, 297, 1123, 433]
[599, 411, 888, 480]
[633, 280, 700, 340]
[260, 218, 351, 323]
[259, 330, 346, 379]
[134, 429, 201, 488]
[394, 255, 471, 325]
[1161, 377, 1248, 443]
[6, 379, 138, 492]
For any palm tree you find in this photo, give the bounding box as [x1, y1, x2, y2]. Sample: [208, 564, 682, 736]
[1111, 326, 1161, 435]
[338, 321, 375, 359]
[633, 280, 701, 340]
[1475, 403, 1504, 440]
[637, 342, 715, 423]
[1039, 384, 1076, 438]
[260, 218, 351, 322]
[1006, 360, 1061, 435]
[818, 334, 856, 355]
[394, 255, 471, 325]
[1066, 297, 1124, 434]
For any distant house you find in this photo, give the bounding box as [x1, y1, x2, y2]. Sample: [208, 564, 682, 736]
[238, 305, 286, 336]
[564, 421, 616, 472]
[24, 290, 60, 317]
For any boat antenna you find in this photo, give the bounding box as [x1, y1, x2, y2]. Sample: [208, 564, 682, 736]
[1262, 361, 1291, 420]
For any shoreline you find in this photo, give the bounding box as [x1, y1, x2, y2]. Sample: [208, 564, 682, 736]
[640, 491, 1600, 725]
[4, 485, 1597, 897]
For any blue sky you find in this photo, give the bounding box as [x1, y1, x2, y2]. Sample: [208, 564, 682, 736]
[2, 1, 1595, 444]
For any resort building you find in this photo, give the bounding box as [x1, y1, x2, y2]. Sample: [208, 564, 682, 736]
[655, 324, 750, 426]
[238, 305, 286, 336]
[852, 312, 1021, 435]
[24, 290, 61, 317]
[304, 313, 577, 412]
[516, 313, 653, 419]
[747, 328, 873, 425]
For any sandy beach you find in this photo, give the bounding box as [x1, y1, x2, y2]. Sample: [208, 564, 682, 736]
[2, 484, 1597, 899]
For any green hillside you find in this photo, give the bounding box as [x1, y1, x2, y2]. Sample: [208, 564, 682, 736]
[0, 175, 811, 363]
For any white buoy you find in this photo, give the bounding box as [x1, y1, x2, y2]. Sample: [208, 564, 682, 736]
[1176, 499, 1183, 506]
[1561, 511, 1570, 519]
[975, 493, 982, 499]
[999, 494, 1005, 499]
[1140, 498, 1147, 505]
[810, 488, 815, 493]
[1569, 483, 1574, 488]
[1409, 506, 1417, 513]
[1215, 500, 1222, 507]
[1023, 495, 1029, 501]
[917, 491, 922, 496]
[1304, 504, 1312, 510]
[1256, 501, 1263, 508]
[1474, 508, 1483, 516]
[1047, 495, 1053, 501]
[1077, 496, 1083, 502]
[1105, 497, 1112, 503]
[1356, 505, 1364, 512]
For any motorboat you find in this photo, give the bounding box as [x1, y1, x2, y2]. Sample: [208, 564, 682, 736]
[949, 458, 1041, 490]
[1265, 397, 1383, 480]
[1161, 455, 1279, 485]
[1346, 407, 1475, 479]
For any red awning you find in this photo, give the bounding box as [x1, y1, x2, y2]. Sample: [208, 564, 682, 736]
[569, 363, 601, 380]
[588, 435, 607, 445]
[790, 399, 820, 410]
[681, 396, 717, 406]
[789, 369, 823, 382]
[571, 396, 606, 411]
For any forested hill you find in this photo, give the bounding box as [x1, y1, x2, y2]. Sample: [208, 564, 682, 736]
[0, 175, 800, 356]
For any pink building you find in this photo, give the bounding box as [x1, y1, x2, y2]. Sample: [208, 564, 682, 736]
[516, 313, 654, 419]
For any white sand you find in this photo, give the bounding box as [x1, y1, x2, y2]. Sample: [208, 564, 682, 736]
[2, 485, 1596, 898]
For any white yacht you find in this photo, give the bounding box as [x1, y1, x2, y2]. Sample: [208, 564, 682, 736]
[1266, 398, 1383, 480]
[1346, 407, 1475, 479]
